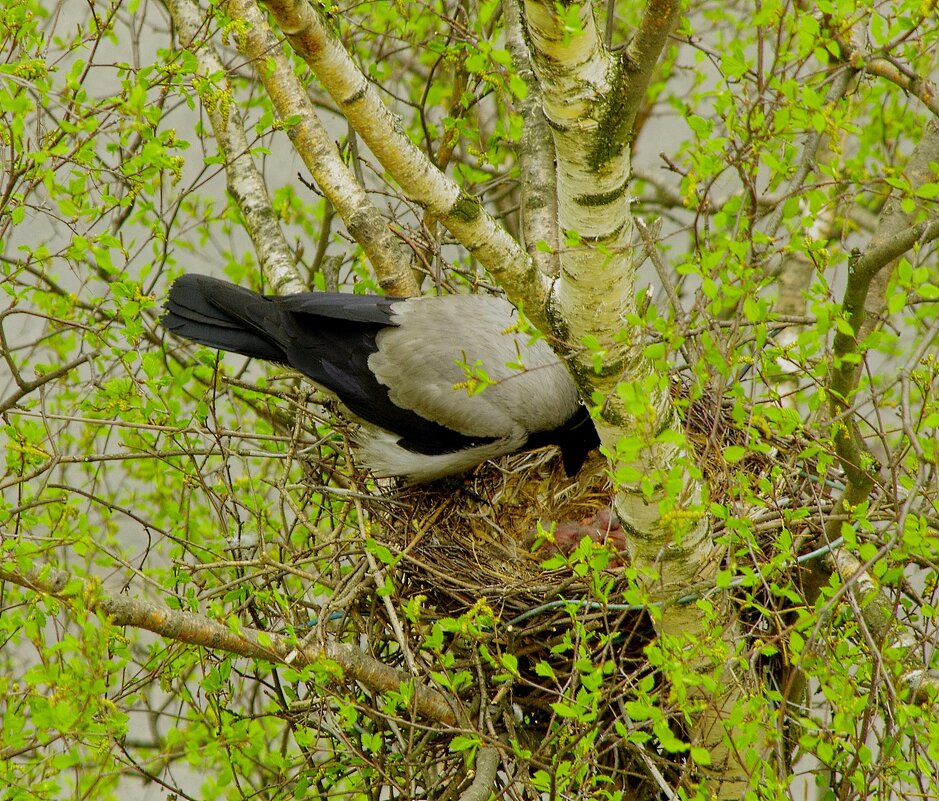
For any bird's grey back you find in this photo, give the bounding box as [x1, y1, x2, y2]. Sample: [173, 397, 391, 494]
[370, 295, 579, 440]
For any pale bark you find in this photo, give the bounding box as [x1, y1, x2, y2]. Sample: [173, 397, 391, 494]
[521, 0, 709, 621]
[227, 0, 418, 297]
[261, 0, 552, 324]
[166, 0, 303, 294]
[505, 0, 559, 279]
[522, 1, 754, 792]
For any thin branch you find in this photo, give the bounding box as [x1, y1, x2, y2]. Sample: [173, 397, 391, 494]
[825, 549, 939, 705]
[0, 561, 458, 726]
[0, 353, 92, 414]
[457, 747, 500, 801]
[260, 0, 548, 322]
[621, 0, 682, 119]
[829, 31, 939, 118]
[635, 216, 681, 318]
[761, 68, 854, 244]
[164, 0, 303, 294]
[226, 0, 418, 297]
[829, 118, 939, 506]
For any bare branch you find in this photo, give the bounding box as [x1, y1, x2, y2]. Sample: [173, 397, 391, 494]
[621, 0, 682, 119]
[856, 218, 939, 278]
[0, 561, 458, 726]
[227, 0, 418, 297]
[165, 0, 303, 294]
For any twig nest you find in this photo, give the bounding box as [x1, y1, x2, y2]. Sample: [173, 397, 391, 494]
[364, 449, 616, 614]
[357, 385, 836, 619]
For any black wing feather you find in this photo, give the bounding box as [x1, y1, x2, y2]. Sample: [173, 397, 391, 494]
[163, 275, 288, 361]
[162, 274, 492, 455]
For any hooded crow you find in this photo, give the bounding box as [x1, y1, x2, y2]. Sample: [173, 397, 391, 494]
[162, 274, 599, 483]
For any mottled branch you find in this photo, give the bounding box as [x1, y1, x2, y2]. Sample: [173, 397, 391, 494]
[165, 0, 303, 294]
[506, 0, 559, 278]
[621, 0, 682, 119]
[829, 119, 939, 504]
[0, 561, 458, 726]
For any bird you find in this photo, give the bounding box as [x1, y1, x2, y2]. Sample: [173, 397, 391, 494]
[161, 274, 599, 484]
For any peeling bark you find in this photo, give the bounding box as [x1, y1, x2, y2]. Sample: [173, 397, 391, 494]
[521, 1, 756, 792]
[261, 0, 551, 323]
[167, 0, 303, 294]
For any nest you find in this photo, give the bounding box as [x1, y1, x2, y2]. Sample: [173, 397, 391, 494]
[351, 390, 834, 698]
[368, 449, 614, 613]
[294, 391, 845, 796]
[360, 390, 833, 620]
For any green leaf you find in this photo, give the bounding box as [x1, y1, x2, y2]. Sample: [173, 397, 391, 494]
[915, 182, 939, 199]
[550, 700, 582, 719]
[690, 746, 712, 766]
[534, 661, 555, 679]
[449, 734, 480, 753]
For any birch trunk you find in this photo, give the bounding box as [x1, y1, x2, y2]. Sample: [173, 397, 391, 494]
[522, 1, 764, 790]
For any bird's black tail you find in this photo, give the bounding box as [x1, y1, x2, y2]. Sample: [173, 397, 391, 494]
[162, 274, 288, 362]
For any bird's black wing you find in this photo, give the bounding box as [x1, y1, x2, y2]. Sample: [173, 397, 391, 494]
[163, 274, 493, 455]
[163, 274, 292, 361]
